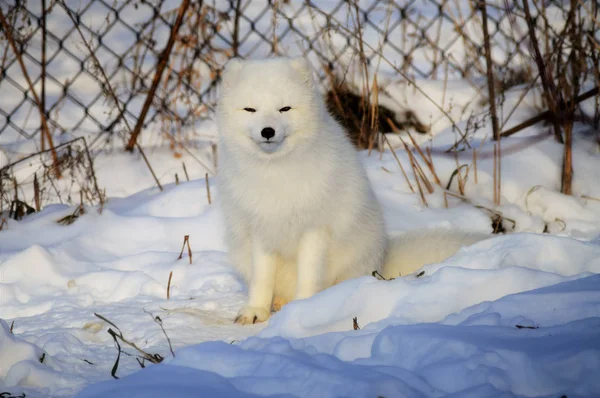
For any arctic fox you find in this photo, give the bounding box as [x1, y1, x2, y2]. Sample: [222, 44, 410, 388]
[217, 57, 486, 324]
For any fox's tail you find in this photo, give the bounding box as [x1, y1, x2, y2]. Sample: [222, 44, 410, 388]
[382, 230, 489, 279]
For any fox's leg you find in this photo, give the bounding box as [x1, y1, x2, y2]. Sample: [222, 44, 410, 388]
[271, 296, 289, 312]
[296, 228, 329, 300]
[235, 240, 276, 324]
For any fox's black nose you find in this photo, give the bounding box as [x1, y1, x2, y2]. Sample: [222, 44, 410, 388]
[261, 127, 275, 140]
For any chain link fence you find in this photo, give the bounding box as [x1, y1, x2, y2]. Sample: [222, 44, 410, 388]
[0, 0, 540, 150]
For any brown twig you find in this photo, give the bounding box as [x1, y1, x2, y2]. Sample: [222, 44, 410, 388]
[167, 271, 173, 299]
[205, 173, 211, 205]
[0, 7, 60, 178]
[522, 0, 563, 143]
[401, 138, 433, 195]
[33, 173, 41, 212]
[1, 138, 103, 209]
[406, 130, 441, 186]
[211, 143, 218, 170]
[480, 0, 500, 141]
[493, 143, 499, 205]
[177, 235, 192, 264]
[143, 310, 175, 358]
[232, 0, 242, 57]
[182, 162, 190, 181]
[406, 148, 428, 207]
[500, 87, 599, 138]
[472, 148, 478, 184]
[125, 0, 193, 151]
[382, 134, 415, 193]
[94, 312, 164, 379]
[41, 0, 47, 151]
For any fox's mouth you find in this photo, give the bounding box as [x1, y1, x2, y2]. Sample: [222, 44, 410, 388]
[255, 137, 285, 153]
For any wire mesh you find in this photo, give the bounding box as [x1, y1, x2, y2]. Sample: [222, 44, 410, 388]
[0, 0, 535, 147]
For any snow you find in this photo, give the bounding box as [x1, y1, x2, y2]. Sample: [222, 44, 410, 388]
[2, 74, 600, 397]
[2, 130, 600, 397]
[78, 275, 600, 398]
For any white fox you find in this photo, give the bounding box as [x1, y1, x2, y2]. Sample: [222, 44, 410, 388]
[216, 57, 486, 324]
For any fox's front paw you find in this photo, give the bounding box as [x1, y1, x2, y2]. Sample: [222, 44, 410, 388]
[234, 306, 270, 324]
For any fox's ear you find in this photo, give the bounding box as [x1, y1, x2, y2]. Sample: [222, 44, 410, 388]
[289, 57, 314, 86]
[221, 58, 244, 86]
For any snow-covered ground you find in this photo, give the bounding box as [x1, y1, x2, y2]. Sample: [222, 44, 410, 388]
[2, 97, 600, 396]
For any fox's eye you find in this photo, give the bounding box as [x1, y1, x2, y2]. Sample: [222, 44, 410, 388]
[279, 106, 291, 113]
[244, 107, 256, 113]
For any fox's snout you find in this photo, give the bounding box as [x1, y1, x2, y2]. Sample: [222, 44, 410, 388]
[261, 127, 275, 140]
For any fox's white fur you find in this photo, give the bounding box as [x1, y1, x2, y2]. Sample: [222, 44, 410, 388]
[217, 58, 486, 324]
[384, 230, 489, 278]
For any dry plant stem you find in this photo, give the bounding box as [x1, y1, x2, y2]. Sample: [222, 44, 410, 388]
[177, 235, 192, 264]
[367, 75, 379, 155]
[473, 148, 478, 184]
[561, 0, 581, 196]
[33, 174, 41, 211]
[410, 154, 428, 207]
[450, 150, 467, 196]
[62, 3, 164, 191]
[41, 0, 47, 151]
[167, 271, 173, 299]
[232, 0, 242, 56]
[205, 173, 211, 205]
[80, 137, 104, 208]
[406, 131, 441, 186]
[271, 0, 278, 53]
[319, 7, 466, 135]
[125, 0, 193, 151]
[0, 7, 60, 178]
[500, 87, 599, 138]
[401, 137, 430, 203]
[493, 144, 497, 204]
[94, 313, 163, 365]
[353, 0, 373, 149]
[382, 134, 415, 193]
[403, 141, 433, 194]
[0, 138, 102, 206]
[182, 162, 190, 181]
[561, 113, 573, 195]
[499, 74, 540, 130]
[143, 310, 175, 358]
[444, 189, 470, 203]
[480, 0, 500, 141]
[522, 0, 563, 143]
[211, 143, 218, 170]
[352, 1, 371, 141]
[458, 165, 465, 196]
[496, 134, 502, 205]
[178, 144, 213, 175]
[441, 60, 449, 108]
[493, 143, 499, 205]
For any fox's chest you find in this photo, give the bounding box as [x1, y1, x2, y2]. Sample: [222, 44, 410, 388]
[234, 170, 332, 247]
[235, 163, 330, 216]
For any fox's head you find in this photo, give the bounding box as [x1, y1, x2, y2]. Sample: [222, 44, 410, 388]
[217, 57, 324, 159]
